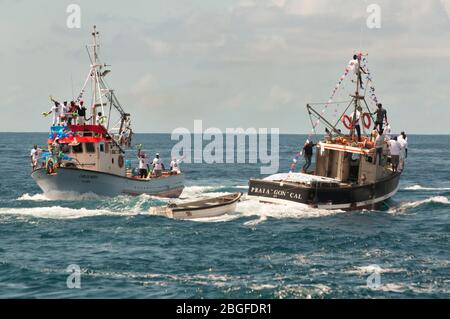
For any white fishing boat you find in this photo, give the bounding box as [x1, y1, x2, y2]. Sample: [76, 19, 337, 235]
[150, 193, 242, 220]
[31, 26, 184, 198]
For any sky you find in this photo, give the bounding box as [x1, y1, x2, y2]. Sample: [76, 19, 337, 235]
[1, 0, 450, 134]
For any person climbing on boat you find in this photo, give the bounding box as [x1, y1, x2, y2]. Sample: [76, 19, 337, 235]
[373, 103, 388, 132]
[137, 145, 150, 179]
[350, 54, 367, 88]
[388, 137, 401, 173]
[152, 153, 163, 177]
[30, 145, 42, 171]
[302, 140, 316, 173]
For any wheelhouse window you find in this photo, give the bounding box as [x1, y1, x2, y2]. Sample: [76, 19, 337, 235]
[71, 144, 83, 153]
[85, 142, 96, 153]
[99, 143, 105, 153]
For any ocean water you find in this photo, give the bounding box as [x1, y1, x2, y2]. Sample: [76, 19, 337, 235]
[0, 133, 448, 298]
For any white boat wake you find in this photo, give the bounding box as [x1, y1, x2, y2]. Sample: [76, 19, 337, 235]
[7, 185, 449, 221]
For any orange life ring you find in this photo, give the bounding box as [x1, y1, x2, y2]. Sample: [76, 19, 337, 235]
[118, 155, 124, 168]
[362, 112, 371, 129]
[342, 115, 353, 129]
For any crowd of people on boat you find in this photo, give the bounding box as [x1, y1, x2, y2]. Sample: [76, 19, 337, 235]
[135, 144, 182, 179]
[303, 103, 408, 174]
[43, 97, 107, 127]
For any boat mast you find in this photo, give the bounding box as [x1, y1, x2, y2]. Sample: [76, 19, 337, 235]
[350, 53, 361, 139]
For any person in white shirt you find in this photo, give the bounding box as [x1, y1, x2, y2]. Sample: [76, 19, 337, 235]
[388, 137, 401, 173]
[349, 54, 366, 88]
[30, 145, 42, 170]
[383, 123, 392, 141]
[397, 132, 408, 171]
[170, 158, 182, 174]
[60, 101, 68, 126]
[152, 153, 163, 177]
[137, 153, 149, 178]
[43, 100, 61, 126]
[397, 131, 408, 158]
[351, 107, 362, 141]
[96, 112, 107, 126]
[374, 130, 385, 165]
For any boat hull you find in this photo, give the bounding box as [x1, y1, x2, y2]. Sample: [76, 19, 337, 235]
[31, 167, 184, 198]
[248, 172, 401, 210]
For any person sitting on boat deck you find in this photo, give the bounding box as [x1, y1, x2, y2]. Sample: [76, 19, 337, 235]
[76, 101, 87, 125]
[152, 153, 163, 177]
[302, 140, 316, 173]
[373, 103, 388, 132]
[170, 158, 182, 175]
[30, 144, 42, 171]
[137, 148, 150, 179]
[374, 129, 385, 165]
[398, 131, 408, 158]
[351, 106, 362, 142]
[96, 112, 107, 126]
[388, 136, 401, 173]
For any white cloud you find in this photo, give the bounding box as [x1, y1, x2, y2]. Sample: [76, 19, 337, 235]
[145, 38, 172, 57]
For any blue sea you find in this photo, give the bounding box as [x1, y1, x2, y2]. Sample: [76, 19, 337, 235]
[0, 133, 448, 298]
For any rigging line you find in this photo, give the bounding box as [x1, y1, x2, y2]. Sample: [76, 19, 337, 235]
[332, 99, 354, 128]
[71, 73, 74, 101]
[308, 110, 317, 136]
[307, 100, 352, 106]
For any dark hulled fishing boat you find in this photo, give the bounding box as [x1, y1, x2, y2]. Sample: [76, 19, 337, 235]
[248, 53, 404, 210]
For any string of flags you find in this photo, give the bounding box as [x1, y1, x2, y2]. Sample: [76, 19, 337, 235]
[361, 57, 379, 105]
[288, 57, 359, 173]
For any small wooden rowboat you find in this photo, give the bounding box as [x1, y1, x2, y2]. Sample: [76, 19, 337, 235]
[150, 192, 242, 220]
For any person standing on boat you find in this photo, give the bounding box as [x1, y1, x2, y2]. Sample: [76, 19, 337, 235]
[388, 137, 401, 173]
[170, 158, 182, 174]
[96, 112, 107, 126]
[137, 146, 150, 179]
[30, 145, 42, 171]
[398, 131, 408, 158]
[60, 101, 68, 126]
[43, 101, 61, 126]
[351, 106, 362, 142]
[302, 141, 316, 173]
[373, 103, 388, 132]
[152, 153, 163, 177]
[66, 101, 77, 125]
[374, 130, 385, 165]
[397, 132, 408, 171]
[76, 101, 87, 125]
